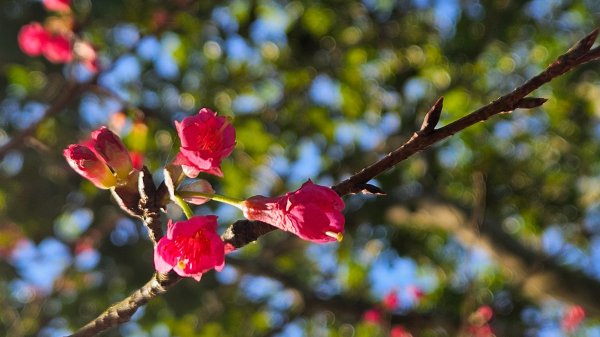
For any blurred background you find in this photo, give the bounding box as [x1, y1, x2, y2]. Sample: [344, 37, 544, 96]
[1, 0, 600, 336]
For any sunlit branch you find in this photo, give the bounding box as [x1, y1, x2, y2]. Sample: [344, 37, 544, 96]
[69, 29, 600, 337]
[332, 29, 600, 196]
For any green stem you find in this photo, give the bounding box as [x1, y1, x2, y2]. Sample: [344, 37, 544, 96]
[178, 191, 245, 210]
[173, 195, 194, 219]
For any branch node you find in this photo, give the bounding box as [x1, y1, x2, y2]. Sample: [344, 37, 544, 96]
[353, 183, 386, 195]
[560, 28, 599, 62]
[418, 97, 444, 135]
[515, 97, 548, 109]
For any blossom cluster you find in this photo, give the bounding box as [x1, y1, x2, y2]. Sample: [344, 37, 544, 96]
[18, 0, 98, 72]
[64, 108, 346, 281]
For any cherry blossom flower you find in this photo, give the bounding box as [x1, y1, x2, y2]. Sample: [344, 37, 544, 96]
[173, 108, 235, 177]
[43, 34, 73, 63]
[90, 127, 133, 180]
[18, 23, 50, 56]
[406, 285, 425, 302]
[383, 290, 399, 310]
[562, 305, 585, 333]
[242, 180, 345, 243]
[466, 305, 495, 337]
[63, 145, 117, 189]
[154, 216, 225, 281]
[74, 40, 99, 73]
[43, 0, 71, 12]
[390, 325, 413, 337]
[64, 127, 136, 188]
[362, 309, 382, 324]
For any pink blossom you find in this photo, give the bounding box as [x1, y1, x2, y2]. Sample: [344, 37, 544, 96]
[43, 0, 71, 12]
[74, 40, 99, 73]
[362, 309, 382, 324]
[383, 291, 399, 310]
[91, 127, 133, 180]
[63, 144, 117, 189]
[154, 216, 225, 281]
[130, 151, 144, 171]
[390, 325, 413, 337]
[242, 180, 345, 243]
[466, 305, 495, 337]
[562, 305, 585, 333]
[173, 108, 235, 177]
[18, 22, 50, 56]
[43, 34, 73, 63]
[406, 285, 425, 302]
[474, 305, 494, 323]
[64, 127, 136, 188]
[466, 324, 494, 337]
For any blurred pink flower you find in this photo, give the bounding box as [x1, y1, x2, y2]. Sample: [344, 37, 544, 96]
[43, 0, 71, 12]
[406, 285, 425, 302]
[562, 305, 585, 333]
[466, 324, 494, 337]
[242, 180, 345, 243]
[362, 309, 382, 324]
[390, 325, 413, 337]
[43, 34, 73, 63]
[154, 216, 225, 281]
[173, 108, 235, 177]
[383, 291, 399, 310]
[18, 22, 50, 56]
[475, 305, 494, 322]
[74, 40, 99, 73]
[466, 305, 495, 337]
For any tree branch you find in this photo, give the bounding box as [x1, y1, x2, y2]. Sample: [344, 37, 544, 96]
[332, 29, 600, 196]
[68, 29, 600, 336]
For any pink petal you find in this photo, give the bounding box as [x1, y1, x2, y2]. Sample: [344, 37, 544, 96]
[153, 238, 177, 274]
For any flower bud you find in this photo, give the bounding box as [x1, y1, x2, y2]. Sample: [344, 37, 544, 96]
[242, 180, 345, 243]
[91, 127, 133, 180]
[63, 144, 117, 189]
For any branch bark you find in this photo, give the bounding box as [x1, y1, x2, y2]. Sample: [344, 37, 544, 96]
[332, 29, 600, 196]
[68, 29, 600, 336]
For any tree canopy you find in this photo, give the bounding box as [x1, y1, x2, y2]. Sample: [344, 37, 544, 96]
[1, 0, 600, 336]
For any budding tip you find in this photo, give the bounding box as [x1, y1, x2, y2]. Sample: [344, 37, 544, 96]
[325, 231, 344, 242]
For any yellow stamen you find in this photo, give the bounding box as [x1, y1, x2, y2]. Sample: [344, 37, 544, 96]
[177, 260, 186, 269]
[325, 231, 343, 242]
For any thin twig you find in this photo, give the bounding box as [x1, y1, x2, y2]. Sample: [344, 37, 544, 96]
[332, 29, 600, 196]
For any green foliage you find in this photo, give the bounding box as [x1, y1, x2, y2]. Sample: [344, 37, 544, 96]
[2, 0, 600, 336]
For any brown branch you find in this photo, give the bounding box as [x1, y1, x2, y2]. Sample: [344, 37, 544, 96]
[68, 219, 277, 337]
[68, 29, 600, 336]
[418, 96, 444, 136]
[332, 29, 600, 196]
[68, 272, 181, 337]
[0, 81, 84, 161]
